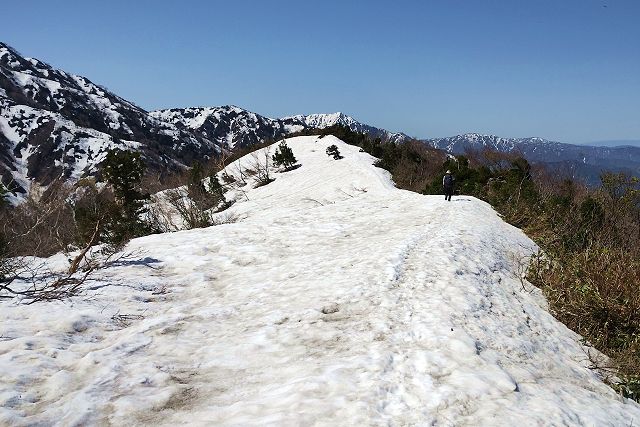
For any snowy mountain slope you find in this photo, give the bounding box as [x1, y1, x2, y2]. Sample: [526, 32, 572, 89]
[426, 133, 640, 185]
[426, 133, 551, 153]
[149, 105, 298, 150]
[150, 106, 409, 150]
[0, 98, 139, 204]
[1, 136, 639, 426]
[283, 111, 409, 144]
[0, 42, 222, 199]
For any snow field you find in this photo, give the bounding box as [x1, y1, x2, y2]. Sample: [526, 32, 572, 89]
[0, 136, 639, 426]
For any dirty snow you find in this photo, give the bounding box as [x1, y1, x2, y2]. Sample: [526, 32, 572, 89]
[0, 136, 638, 426]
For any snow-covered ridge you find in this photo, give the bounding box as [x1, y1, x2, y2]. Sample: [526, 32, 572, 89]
[285, 111, 359, 128]
[149, 105, 295, 150]
[1, 136, 638, 425]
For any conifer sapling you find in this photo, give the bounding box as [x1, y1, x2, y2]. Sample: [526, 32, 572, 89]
[326, 145, 343, 160]
[272, 140, 298, 169]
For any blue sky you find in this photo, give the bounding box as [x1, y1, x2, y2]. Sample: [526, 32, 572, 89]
[3, 0, 639, 143]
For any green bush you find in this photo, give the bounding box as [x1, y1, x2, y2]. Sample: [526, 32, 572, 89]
[326, 145, 343, 160]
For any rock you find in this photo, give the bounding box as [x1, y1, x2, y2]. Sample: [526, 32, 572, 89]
[321, 303, 340, 314]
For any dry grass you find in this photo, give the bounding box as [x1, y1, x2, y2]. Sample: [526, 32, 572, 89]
[523, 173, 640, 400]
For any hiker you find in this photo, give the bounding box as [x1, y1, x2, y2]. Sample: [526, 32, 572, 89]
[443, 170, 455, 201]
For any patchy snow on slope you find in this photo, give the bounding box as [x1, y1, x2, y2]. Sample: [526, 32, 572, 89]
[0, 99, 138, 200]
[285, 112, 408, 143]
[149, 106, 247, 130]
[1, 136, 639, 426]
[286, 111, 356, 129]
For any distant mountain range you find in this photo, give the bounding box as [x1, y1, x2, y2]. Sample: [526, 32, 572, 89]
[581, 139, 640, 148]
[424, 134, 640, 185]
[1, 41, 638, 201]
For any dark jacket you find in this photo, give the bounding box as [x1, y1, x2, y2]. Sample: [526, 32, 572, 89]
[443, 173, 455, 189]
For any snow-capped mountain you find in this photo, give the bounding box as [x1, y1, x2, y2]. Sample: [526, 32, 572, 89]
[149, 106, 298, 150]
[284, 112, 408, 144]
[426, 133, 640, 185]
[150, 107, 408, 150]
[2, 136, 639, 425]
[426, 133, 555, 153]
[0, 42, 223, 202]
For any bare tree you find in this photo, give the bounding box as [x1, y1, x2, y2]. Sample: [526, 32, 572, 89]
[249, 147, 274, 187]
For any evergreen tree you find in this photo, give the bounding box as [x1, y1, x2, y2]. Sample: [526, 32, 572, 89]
[326, 145, 343, 160]
[0, 183, 8, 209]
[207, 173, 226, 203]
[101, 149, 149, 243]
[187, 161, 207, 204]
[272, 140, 297, 169]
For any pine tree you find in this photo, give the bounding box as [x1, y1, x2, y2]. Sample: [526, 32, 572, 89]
[187, 161, 207, 204]
[207, 174, 226, 203]
[0, 183, 8, 209]
[101, 149, 149, 243]
[326, 145, 343, 160]
[272, 140, 297, 169]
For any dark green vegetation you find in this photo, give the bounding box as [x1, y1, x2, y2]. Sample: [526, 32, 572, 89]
[272, 140, 298, 169]
[100, 149, 151, 243]
[326, 145, 343, 160]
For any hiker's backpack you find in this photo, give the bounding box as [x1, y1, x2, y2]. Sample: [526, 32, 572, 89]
[444, 174, 454, 187]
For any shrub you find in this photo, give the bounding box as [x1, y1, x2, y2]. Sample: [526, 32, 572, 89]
[187, 161, 220, 210]
[0, 180, 78, 256]
[165, 162, 231, 230]
[326, 145, 343, 160]
[166, 188, 216, 229]
[73, 179, 117, 246]
[250, 148, 275, 187]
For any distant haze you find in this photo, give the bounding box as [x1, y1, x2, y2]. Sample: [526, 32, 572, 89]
[581, 140, 640, 147]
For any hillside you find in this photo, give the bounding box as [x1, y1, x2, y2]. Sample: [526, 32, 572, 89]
[0, 42, 222, 203]
[1, 136, 638, 425]
[150, 107, 407, 151]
